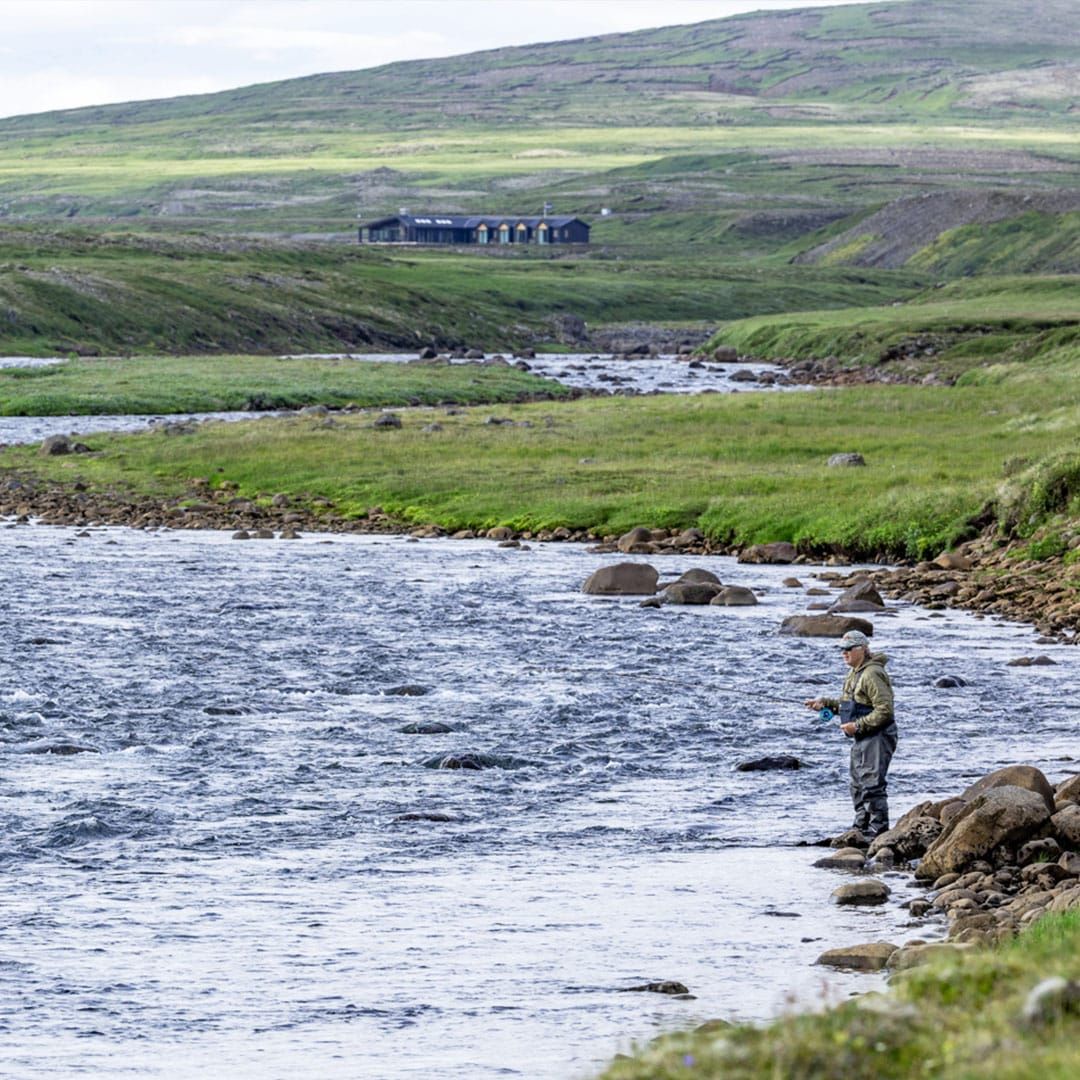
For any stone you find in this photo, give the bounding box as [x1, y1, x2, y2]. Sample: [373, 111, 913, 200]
[1055, 774, 1080, 804]
[738, 541, 797, 564]
[813, 849, 867, 870]
[582, 562, 660, 596]
[782, 577, 803, 588]
[623, 981, 690, 995]
[831, 828, 869, 850]
[373, 412, 402, 429]
[1021, 976, 1080, 1025]
[916, 786, 1054, 880]
[934, 551, 972, 570]
[486, 526, 514, 541]
[617, 526, 655, 553]
[713, 346, 738, 362]
[779, 614, 874, 638]
[934, 675, 968, 688]
[1058, 852, 1080, 876]
[1052, 804, 1080, 849]
[736, 755, 801, 772]
[1018, 837, 1062, 865]
[887, 942, 975, 970]
[827, 453, 866, 468]
[231, 530, 251, 540]
[711, 585, 758, 606]
[832, 879, 890, 905]
[663, 582, 721, 605]
[40, 434, 74, 456]
[867, 815, 943, 861]
[961, 765, 1056, 814]
[816, 942, 897, 971]
[677, 568, 722, 586]
[418, 346, 438, 360]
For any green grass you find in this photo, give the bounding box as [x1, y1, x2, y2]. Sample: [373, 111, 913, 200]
[0, 355, 570, 415]
[597, 912, 1080, 1079]
[704, 275, 1080, 376]
[0, 226, 923, 356]
[7, 352, 1080, 558]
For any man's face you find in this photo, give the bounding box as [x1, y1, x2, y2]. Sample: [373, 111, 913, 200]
[842, 644, 864, 668]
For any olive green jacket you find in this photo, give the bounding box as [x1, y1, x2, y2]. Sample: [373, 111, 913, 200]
[821, 653, 894, 737]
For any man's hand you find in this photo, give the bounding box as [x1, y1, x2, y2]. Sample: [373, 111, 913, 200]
[841, 722, 857, 737]
[805, 698, 824, 710]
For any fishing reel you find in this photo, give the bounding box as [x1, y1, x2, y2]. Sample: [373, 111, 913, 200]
[818, 707, 836, 723]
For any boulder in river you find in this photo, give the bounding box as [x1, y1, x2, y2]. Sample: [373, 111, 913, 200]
[736, 755, 801, 772]
[711, 586, 758, 607]
[622, 981, 690, 995]
[582, 562, 659, 596]
[663, 582, 721, 605]
[867, 815, 943, 861]
[779, 615, 873, 638]
[832, 880, 890, 905]
[677, 568, 721, 586]
[617, 526, 656, 553]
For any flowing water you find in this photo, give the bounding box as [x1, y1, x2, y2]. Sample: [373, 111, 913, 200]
[0, 524, 1074, 1079]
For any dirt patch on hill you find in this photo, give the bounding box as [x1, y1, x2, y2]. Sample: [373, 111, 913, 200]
[795, 189, 1080, 268]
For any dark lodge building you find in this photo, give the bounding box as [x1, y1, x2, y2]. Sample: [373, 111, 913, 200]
[358, 213, 590, 246]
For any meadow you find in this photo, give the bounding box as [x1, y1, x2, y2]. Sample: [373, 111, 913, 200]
[5, 342, 1079, 560]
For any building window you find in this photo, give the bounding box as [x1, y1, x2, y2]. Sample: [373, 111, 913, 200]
[477, 224, 488, 245]
[498, 224, 510, 244]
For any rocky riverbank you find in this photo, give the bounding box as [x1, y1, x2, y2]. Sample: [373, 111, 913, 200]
[2, 454, 1078, 640]
[814, 764, 1080, 974]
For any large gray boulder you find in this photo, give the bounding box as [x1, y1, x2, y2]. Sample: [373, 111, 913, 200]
[711, 585, 758, 607]
[916, 786, 1053, 880]
[663, 582, 721, 605]
[961, 765, 1056, 814]
[737, 541, 797, 564]
[779, 615, 873, 638]
[582, 562, 659, 596]
[677, 568, 722, 586]
[1055, 774, 1080, 805]
[816, 942, 897, 971]
[617, 527, 656, 554]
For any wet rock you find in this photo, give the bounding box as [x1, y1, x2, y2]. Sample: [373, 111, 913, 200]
[677, 568, 721, 586]
[831, 827, 870, 850]
[934, 675, 968, 688]
[813, 848, 867, 870]
[816, 942, 897, 971]
[582, 562, 659, 596]
[663, 582, 722, 605]
[384, 684, 431, 696]
[1008, 655, 1057, 667]
[711, 585, 758, 606]
[622, 981, 690, 995]
[399, 721, 454, 734]
[827, 453, 866, 467]
[738, 541, 797, 564]
[713, 346, 738, 362]
[832, 880, 890, 905]
[1056, 774, 1080, 804]
[486, 526, 514, 541]
[783, 577, 803, 588]
[736, 755, 801, 772]
[422, 752, 506, 770]
[393, 811, 459, 823]
[779, 614, 873, 638]
[231, 530, 251, 540]
[917, 786, 1054, 880]
[12, 738, 100, 755]
[418, 346, 438, 360]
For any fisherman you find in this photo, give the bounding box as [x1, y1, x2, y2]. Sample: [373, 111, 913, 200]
[804, 629, 897, 841]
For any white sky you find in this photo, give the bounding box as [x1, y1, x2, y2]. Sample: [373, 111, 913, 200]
[0, 0, 883, 120]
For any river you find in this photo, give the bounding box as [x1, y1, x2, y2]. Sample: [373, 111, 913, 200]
[0, 523, 1073, 1079]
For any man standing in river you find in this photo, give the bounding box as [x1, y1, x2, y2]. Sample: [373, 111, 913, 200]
[805, 629, 897, 841]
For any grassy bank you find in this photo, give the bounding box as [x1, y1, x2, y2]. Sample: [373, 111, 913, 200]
[6, 361, 1080, 559]
[0, 227, 923, 356]
[0, 355, 571, 416]
[704, 275, 1080, 377]
[597, 912, 1080, 1079]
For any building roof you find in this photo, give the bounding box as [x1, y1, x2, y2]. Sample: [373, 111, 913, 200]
[360, 213, 587, 229]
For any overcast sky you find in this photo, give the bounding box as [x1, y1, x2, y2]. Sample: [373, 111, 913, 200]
[0, 0, 883, 120]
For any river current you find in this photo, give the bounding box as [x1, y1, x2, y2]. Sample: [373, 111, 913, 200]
[0, 524, 1074, 1079]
